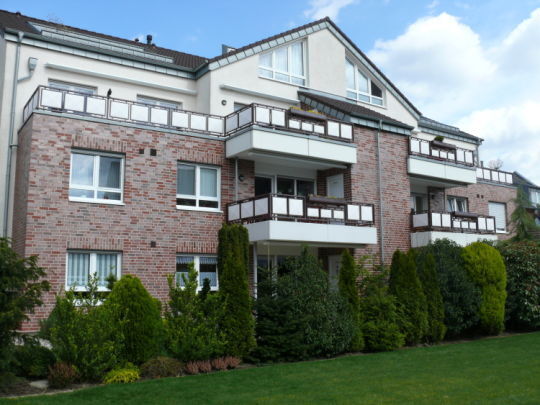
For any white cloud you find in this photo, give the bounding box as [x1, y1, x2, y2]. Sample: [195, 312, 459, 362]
[367, 10, 540, 184]
[304, 0, 356, 21]
[427, 1, 439, 10]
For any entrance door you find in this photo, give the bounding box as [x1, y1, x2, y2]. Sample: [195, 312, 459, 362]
[328, 255, 341, 290]
[327, 174, 344, 198]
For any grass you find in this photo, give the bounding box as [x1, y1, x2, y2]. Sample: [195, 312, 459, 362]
[3, 332, 540, 404]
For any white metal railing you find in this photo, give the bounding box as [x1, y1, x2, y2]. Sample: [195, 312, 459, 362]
[476, 167, 513, 185]
[411, 211, 496, 233]
[409, 137, 475, 166]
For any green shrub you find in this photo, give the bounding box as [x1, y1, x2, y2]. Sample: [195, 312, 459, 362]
[421, 239, 481, 337]
[48, 362, 78, 389]
[254, 248, 355, 362]
[103, 364, 140, 384]
[462, 242, 507, 334]
[338, 250, 364, 352]
[165, 263, 226, 362]
[389, 250, 428, 345]
[415, 251, 446, 343]
[497, 241, 540, 330]
[103, 275, 163, 365]
[140, 356, 182, 379]
[12, 337, 55, 379]
[217, 224, 255, 358]
[0, 238, 50, 374]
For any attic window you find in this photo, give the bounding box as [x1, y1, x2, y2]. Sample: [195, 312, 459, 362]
[259, 42, 305, 86]
[346, 59, 384, 106]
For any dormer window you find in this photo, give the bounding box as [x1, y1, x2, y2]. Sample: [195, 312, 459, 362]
[346, 59, 383, 106]
[259, 42, 305, 86]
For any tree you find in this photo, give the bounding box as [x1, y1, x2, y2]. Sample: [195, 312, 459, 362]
[0, 238, 49, 374]
[389, 250, 428, 345]
[338, 250, 364, 351]
[217, 224, 255, 358]
[510, 187, 540, 241]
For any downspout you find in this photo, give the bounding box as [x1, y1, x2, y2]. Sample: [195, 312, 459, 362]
[3, 32, 24, 237]
[376, 119, 385, 264]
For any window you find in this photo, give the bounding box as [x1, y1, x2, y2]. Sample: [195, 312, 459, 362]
[137, 96, 182, 110]
[410, 194, 428, 213]
[276, 177, 315, 197]
[531, 189, 540, 206]
[447, 196, 468, 213]
[255, 176, 272, 196]
[176, 255, 218, 290]
[49, 80, 96, 95]
[345, 59, 384, 106]
[69, 151, 124, 204]
[66, 251, 121, 291]
[259, 41, 305, 86]
[177, 163, 220, 210]
[489, 202, 507, 232]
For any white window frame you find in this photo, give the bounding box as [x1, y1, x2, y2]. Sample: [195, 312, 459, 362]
[65, 251, 122, 292]
[49, 80, 96, 95]
[136, 95, 182, 110]
[176, 163, 221, 212]
[530, 189, 540, 206]
[69, 150, 125, 205]
[176, 255, 219, 291]
[345, 58, 384, 106]
[489, 202, 507, 233]
[258, 41, 306, 86]
[447, 196, 468, 213]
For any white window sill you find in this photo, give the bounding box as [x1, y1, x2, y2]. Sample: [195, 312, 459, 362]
[259, 75, 306, 88]
[176, 205, 223, 213]
[496, 230, 508, 234]
[345, 95, 386, 109]
[69, 197, 125, 206]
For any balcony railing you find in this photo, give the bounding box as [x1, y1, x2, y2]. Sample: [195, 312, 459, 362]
[224, 104, 354, 142]
[411, 211, 496, 234]
[23, 86, 225, 137]
[476, 167, 513, 185]
[409, 137, 475, 166]
[227, 194, 374, 226]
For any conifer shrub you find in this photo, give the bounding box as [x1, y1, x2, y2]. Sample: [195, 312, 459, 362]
[103, 364, 140, 384]
[217, 224, 255, 358]
[102, 275, 163, 365]
[414, 250, 446, 343]
[338, 250, 364, 351]
[389, 250, 428, 345]
[462, 242, 507, 334]
[421, 239, 481, 337]
[497, 241, 540, 330]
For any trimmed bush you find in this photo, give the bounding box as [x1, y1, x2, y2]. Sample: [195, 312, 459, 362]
[184, 361, 199, 375]
[421, 239, 481, 337]
[338, 250, 364, 351]
[210, 357, 228, 371]
[48, 362, 78, 389]
[102, 275, 163, 365]
[389, 250, 428, 345]
[217, 224, 256, 358]
[415, 251, 446, 343]
[224, 356, 240, 369]
[498, 241, 540, 330]
[462, 242, 507, 335]
[103, 364, 140, 384]
[12, 338, 55, 379]
[140, 357, 182, 379]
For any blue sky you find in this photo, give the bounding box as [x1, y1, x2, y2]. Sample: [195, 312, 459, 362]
[3, 0, 540, 183]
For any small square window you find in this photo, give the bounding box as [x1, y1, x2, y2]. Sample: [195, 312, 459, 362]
[176, 163, 220, 210]
[175, 255, 218, 290]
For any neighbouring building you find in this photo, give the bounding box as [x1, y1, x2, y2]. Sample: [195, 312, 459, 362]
[0, 10, 523, 331]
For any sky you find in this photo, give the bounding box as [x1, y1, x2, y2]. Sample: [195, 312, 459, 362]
[3, 0, 539, 184]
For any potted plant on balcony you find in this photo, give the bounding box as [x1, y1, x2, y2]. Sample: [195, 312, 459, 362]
[288, 106, 327, 121]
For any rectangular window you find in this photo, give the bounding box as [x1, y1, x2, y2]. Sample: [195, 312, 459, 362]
[345, 58, 384, 106]
[177, 163, 220, 210]
[66, 251, 121, 291]
[276, 177, 315, 197]
[447, 196, 468, 213]
[69, 151, 124, 204]
[258, 41, 306, 86]
[489, 202, 507, 232]
[137, 96, 182, 110]
[176, 255, 218, 290]
[49, 80, 96, 95]
[531, 189, 540, 205]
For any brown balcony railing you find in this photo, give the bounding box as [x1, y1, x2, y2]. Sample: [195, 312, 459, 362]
[409, 136, 475, 166]
[227, 194, 374, 226]
[224, 104, 354, 142]
[411, 210, 496, 234]
[476, 167, 513, 185]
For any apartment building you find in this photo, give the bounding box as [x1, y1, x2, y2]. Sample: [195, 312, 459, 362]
[0, 10, 518, 331]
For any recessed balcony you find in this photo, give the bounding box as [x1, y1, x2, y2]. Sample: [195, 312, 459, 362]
[410, 210, 497, 247]
[227, 194, 377, 246]
[224, 104, 357, 167]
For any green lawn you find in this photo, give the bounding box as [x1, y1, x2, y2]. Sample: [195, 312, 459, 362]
[4, 332, 540, 404]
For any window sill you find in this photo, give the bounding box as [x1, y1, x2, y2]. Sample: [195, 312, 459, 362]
[176, 206, 223, 213]
[345, 95, 386, 110]
[496, 230, 508, 234]
[69, 197, 125, 206]
[258, 75, 306, 88]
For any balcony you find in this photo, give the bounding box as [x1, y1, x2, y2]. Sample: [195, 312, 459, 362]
[224, 104, 357, 167]
[476, 167, 513, 185]
[408, 137, 477, 185]
[410, 210, 498, 247]
[227, 194, 377, 246]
